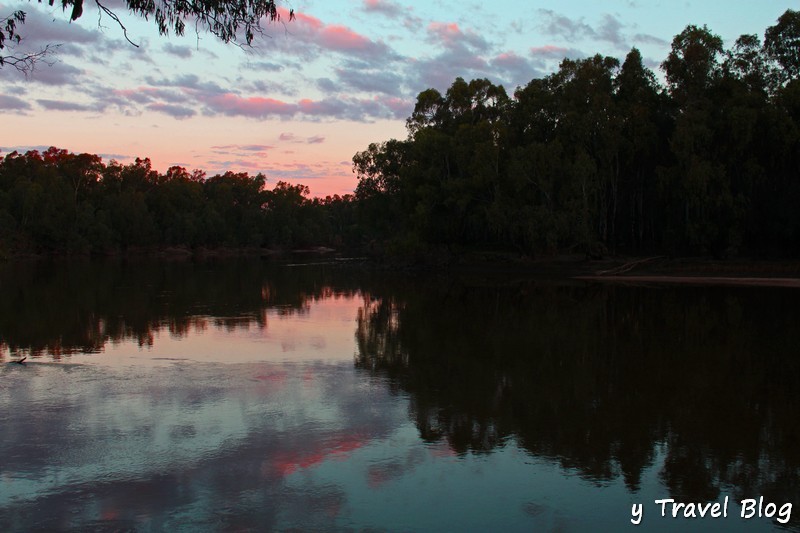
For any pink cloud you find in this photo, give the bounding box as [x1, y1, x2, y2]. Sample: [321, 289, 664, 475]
[428, 22, 461, 44]
[277, 7, 391, 60]
[494, 51, 526, 68]
[427, 22, 488, 51]
[204, 93, 297, 117]
[319, 25, 373, 51]
[284, 9, 324, 30]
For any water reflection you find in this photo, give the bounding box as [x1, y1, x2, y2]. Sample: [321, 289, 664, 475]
[0, 361, 407, 531]
[355, 279, 800, 527]
[1, 259, 799, 530]
[0, 258, 363, 361]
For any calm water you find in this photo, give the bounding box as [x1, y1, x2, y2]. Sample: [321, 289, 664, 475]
[1, 259, 799, 532]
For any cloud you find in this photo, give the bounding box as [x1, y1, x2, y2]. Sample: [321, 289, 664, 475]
[363, 0, 403, 17]
[0, 95, 33, 111]
[306, 136, 325, 144]
[426, 22, 488, 52]
[209, 144, 273, 157]
[239, 144, 273, 151]
[37, 99, 93, 111]
[26, 61, 84, 86]
[362, 0, 422, 32]
[98, 87, 186, 115]
[248, 61, 285, 72]
[279, 133, 296, 141]
[335, 68, 405, 95]
[144, 74, 227, 95]
[490, 52, 544, 88]
[537, 9, 597, 41]
[412, 47, 489, 91]
[98, 152, 132, 161]
[147, 103, 197, 119]
[198, 92, 406, 121]
[379, 96, 412, 119]
[632, 33, 668, 47]
[14, 5, 100, 48]
[0, 145, 54, 156]
[597, 14, 626, 48]
[535, 10, 655, 52]
[163, 43, 193, 59]
[403, 20, 498, 90]
[275, 8, 397, 65]
[202, 93, 297, 117]
[320, 25, 375, 52]
[243, 78, 298, 97]
[206, 159, 263, 170]
[317, 78, 337, 92]
[529, 45, 585, 67]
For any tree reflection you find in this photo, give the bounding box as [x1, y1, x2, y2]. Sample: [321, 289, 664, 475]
[355, 278, 800, 516]
[0, 258, 362, 359]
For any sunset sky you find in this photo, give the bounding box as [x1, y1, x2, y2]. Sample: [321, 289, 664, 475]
[0, 0, 792, 197]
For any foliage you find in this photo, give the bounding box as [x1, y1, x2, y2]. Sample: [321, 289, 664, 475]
[352, 10, 800, 259]
[0, 147, 355, 255]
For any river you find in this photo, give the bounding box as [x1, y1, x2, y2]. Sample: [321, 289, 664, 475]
[1, 258, 798, 531]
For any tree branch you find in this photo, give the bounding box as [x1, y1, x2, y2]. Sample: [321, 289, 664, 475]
[0, 43, 59, 75]
[94, 0, 139, 47]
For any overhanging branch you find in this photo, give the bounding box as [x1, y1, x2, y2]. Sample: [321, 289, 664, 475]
[94, 0, 139, 47]
[0, 43, 59, 75]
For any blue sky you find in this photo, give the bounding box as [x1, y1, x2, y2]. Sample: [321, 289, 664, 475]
[0, 0, 793, 196]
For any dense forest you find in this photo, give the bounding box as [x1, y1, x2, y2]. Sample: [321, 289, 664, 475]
[0, 150, 360, 256]
[1, 10, 799, 259]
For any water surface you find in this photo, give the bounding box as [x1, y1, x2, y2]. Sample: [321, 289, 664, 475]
[1, 259, 799, 531]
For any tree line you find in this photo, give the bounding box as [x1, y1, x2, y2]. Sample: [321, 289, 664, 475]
[354, 10, 800, 258]
[0, 148, 360, 255]
[2, 11, 799, 259]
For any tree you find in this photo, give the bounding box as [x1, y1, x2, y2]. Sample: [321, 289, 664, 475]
[765, 9, 800, 84]
[614, 48, 666, 250]
[662, 25, 724, 105]
[1, 0, 293, 71]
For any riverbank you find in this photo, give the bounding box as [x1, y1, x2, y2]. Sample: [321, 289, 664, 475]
[573, 256, 800, 288]
[1, 244, 341, 261]
[4, 246, 800, 287]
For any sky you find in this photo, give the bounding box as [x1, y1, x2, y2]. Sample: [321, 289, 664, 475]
[0, 0, 793, 197]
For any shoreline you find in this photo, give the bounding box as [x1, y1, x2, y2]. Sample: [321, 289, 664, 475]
[575, 275, 800, 288]
[4, 249, 800, 287]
